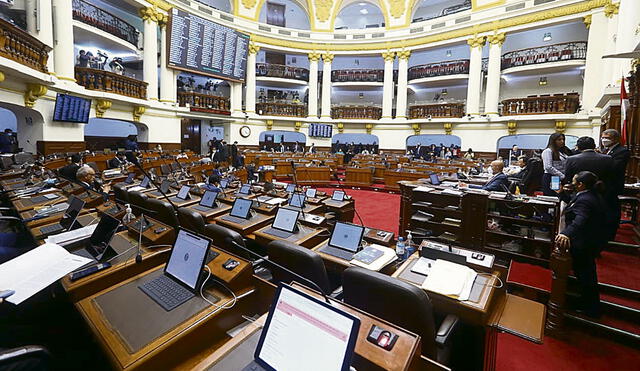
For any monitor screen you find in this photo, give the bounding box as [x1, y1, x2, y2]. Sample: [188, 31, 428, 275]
[124, 173, 135, 184]
[199, 190, 218, 208]
[53, 94, 91, 123]
[289, 193, 305, 208]
[176, 185, 191, 200]
[220, 179, 229, 189]
[255, 284, 359, 371]
[305, 188, 317, 198]
[238, 184, 251, 195]
[159, 180, 171, 194]
[60, 196, 85, 230]
[329, 222, 364, 253]
[140, 176, 150, 188]
[89, 214, 120, 252]
[165, 230, 210, 290]
[272, 208, 299, 233]
[429, 173, 440, 186]
[285, 184, 296, 193]
[230, 198, 253, 219]
[332, 190, 345, 201]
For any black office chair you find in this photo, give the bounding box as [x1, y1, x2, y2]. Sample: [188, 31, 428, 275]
[177, 207, 206, 234]
[342, 267, 458, 364]
[146, 198, 179, 227]
[0, 345, 51, 369]
[113, 184, 129, 204]
[128, 191, 149, 216]
[267, 240, 341, 297]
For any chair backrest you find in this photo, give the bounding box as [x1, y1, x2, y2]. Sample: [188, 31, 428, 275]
[113, 184, 129, 204]
[267, 240, 331, 294]
[128, 191, 149, 215]
[342, 266, 437, 358]
[146, 198, 178, 227]
[177, 207, 206, 234]
[203, 224, 246, 257]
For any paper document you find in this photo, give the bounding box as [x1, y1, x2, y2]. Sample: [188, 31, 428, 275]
[422, 259, 477, 301]
[414, 186, 434, 193]
[45, 224, 98, 246]
[0, 243, 92, 304]
[266, 197, 286, 205]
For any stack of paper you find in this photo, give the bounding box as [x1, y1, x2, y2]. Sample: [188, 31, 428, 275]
[45, 224, 97, 246]
[422, 259, 477, 301]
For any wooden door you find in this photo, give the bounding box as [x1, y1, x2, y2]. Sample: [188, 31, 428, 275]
[181, 119, 201, 153]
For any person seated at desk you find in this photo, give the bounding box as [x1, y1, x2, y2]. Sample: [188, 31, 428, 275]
[395, 163, 403, 172]
[59, 154, 82, 181]
[204, 174, 222, 192]
[108, 152, 128, 169]
[464, 160, 508, 191]
[76, 165, 110, 195]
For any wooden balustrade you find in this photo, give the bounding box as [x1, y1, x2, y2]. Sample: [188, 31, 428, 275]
[501, 41, 587, 70]
[75, 67, 147, 99]
[256, 63, 309, 81]
[72, 0, 139, 46]
[408, 103, 465, 119]
[332, 69, 384, 83]
[0, 18, 51, 73]
[256, 102, 307, 117]
[178, 91, 230, 115]
[501, 93, 580, 115]
[408, 59, 470, 80]
[331, 106, 382, 120]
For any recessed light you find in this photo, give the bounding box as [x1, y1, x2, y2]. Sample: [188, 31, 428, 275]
[543, 32, 552, 42]
[446, 50, 452, 57]
[358, 2, 367, 5]
[539, 77, 548, 86]
[360, 8, 368, 14]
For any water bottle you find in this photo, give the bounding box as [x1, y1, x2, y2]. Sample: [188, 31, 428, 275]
[396, 237, 406, 260]
[406, 231, 414, 257]
[122, 204, 135, 225]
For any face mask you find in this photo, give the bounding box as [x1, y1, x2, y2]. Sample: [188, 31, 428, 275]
[601, 138, 613, 147]
[487, 167, 494, 175]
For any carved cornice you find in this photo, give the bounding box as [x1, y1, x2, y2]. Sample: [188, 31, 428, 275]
[337, 122, 344, 133]
[555, 120, 567, 133]
[315, 0, 332, 22]
[382, 50, 396, 62]
[294, 121, 302, 131]
[389, 0, 405, 19]
[467, 34, 486, 49]
[146, 0, 172, 11]
[95, 99, 112, 118]
[308, 52, 321, 62]
[365, 123, 373, 134]
[583, 14, 592, 29]
[242, 0, 257, 10]
[507, 121, 517, 135]
[397, 50, 411, 61]
[444, 122, 453, 135]
[249, 42, 260, 55]
[603, 1, 619, 18]
[139, 7, 163, 23]
[24, 84, 47, 108]
[133, 106, 146, 122]
[487, 32, 506, 46]
[322, 52, 334, 63]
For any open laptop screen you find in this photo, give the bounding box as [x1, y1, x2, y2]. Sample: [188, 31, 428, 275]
[429, 173, 441, 186]
[230, 198, 253, 219]
[329, 222, 364, 253]
[272, 208, 299, 233]
[165, 230, 210, 291]
[88, 214, 120, 254]
[176, 185, 191, 200]
[255, 284, 360, 371]
[199, 190, 218, 208]
[159, 180, 171, 194]
[140, 176, 150, 188]
[288, 193, 305, 208]
[238, 184, 251, 195]
[60, 196, 84, 230]
[332, 190, 345, 202]
[305, 188, 317, 198]
[124, 173, 135, 184]
[220, 179, 229, 189]
[285, 183, 296, 193]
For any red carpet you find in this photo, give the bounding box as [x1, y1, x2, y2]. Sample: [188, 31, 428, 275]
[614, 223, 638, 245]
[507, 261, 552, 292]
[596, 250, 640, 291]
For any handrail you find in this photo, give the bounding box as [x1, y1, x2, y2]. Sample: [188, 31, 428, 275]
[331, 106, 382, 120]
[72, 0, 140, 46]
[332, 69, 385, 83]
[408, 103, 466, 119]
[178, 91, 230, 115]
[256, 63, 309, 81]
[75, 67, 147, 99]
[256, 102, 307, 117]
[0, 17, 51, 73]
[500, 94, 580, 115]
[408, 59, 470, 80]
[501, 41, 587, 70]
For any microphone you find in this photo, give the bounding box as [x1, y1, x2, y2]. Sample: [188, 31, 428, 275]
[133, 161, 180, 212]
[227, 239, 331, 304]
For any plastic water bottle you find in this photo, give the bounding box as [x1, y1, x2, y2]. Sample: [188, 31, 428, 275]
[406, 231, 414, 257]
[396, 237, 406, 260]
[122, 204, 135, 225]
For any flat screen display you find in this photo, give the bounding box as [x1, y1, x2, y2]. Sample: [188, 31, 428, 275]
[199, 190, 218, 208]
[165, 230, 210, 290]
[309, 123, 333, 138]
[272, 208, 299, 233]
[230, 198, 252, 219]
[332, 190, 345, 201]
[168, 8, 249, 82]
[329, 222, 364, 253]
[305, 188, 317, 198]
[288, 193, 305, 208]
[53, 94, 91, 123]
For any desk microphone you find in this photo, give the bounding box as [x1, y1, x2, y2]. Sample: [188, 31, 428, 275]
[227, 239, 331, 304]
[133, 161, 180, 212]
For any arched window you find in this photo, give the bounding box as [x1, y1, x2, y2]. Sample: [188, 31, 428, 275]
[84, 118, 141, 151]
[411, 0, 470, 23]
[335, 1, 385, 30]
[259, 0, 310, 30]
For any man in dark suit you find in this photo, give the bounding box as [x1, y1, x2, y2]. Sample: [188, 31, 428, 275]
[108, 152, 128, 169]
[564, 137, 613, 189]
[468, 160, 509, 192]
[601, 129, 630, 240]
[59, 154, 82, 181]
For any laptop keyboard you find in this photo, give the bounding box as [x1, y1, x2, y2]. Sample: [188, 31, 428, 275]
[263, 227, 294, 239]
[139, 274, 195, 311]
[40, 223, 64, 235]
[221, 215, 248, 224]
[242, 361, 266, 371]
[319, 245, 355, 260]
[192, 205, 213, 212]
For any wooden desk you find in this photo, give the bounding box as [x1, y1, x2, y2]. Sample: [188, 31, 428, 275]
[184, 203, 232, 222]
[214, 213, 274, 236]
[126, 216, 176, 246]
[384, 170, 427, 191]
[252, 202, 278, 215]
[253, 224, 328, 249]
[363, 227, 395, 246]
[345, 167, 373, 187]
[166, 195, 200, 208]
[13, 192, 68, 212]
[295, 166, 331, 185]
[322, 198, 355, 222]
[31, 212, 99, 240]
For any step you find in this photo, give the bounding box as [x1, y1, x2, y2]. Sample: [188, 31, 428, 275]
[565, 312, 640, 347]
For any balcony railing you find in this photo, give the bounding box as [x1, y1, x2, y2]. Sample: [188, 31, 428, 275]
[412, 0, 471, 23]
[178, 91, 230, 115]
[501, 41, 587, 70]
[256, 63, 309, 81]
[408, 103, 466, 119]
[0, 18, 51, 73]
[75, 67, 147, 99]
[332, 69, 385, 83]
[500, 93, 580, 115]
[332, 106, 382, 120]
[72, 0, 140, 46]
[408, 60, 470, 80]
[256, 102, 307, 117]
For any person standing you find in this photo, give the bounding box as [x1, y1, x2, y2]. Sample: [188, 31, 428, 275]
[600, 129, 631, 241]
[564, 137, 613, 190]
[541, 133, 571, 196]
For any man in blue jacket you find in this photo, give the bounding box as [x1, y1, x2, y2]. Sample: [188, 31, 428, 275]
[467, 160, 509, 192]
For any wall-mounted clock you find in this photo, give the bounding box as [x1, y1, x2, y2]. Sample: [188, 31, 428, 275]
[239, 125, 251, 138]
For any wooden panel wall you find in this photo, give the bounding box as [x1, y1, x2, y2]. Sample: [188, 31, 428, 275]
[37, 141, 86, 155]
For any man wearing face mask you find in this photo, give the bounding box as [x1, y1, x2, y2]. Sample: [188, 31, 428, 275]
[600, 129, 630, 241]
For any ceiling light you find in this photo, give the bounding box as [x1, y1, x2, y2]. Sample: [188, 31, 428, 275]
[358, 2, 366, 5]
[446, 50, 452, 57]
[360, 8, 368, 14]
[543, 32, 552, 42]
[441, 89, 448, 96]
[539, 77, 548, 86]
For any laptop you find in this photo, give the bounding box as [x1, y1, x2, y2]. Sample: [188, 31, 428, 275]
[429, 173, 441, 186]
[139, 230, 211, 311]
[332, 190, 345, 201]
[220, 179, 229, 189]
[129, 176, 151, 192]
[222, 198, 253, 223]
[242, 283, 360, 371]
[124, 173, 136, 184]
[149, 180, 171, 197]
[171, 185, 192, 201]
[288, 193, 306, 208]
[238, 184, 251, 195]
[305, 188, 317, 198]
[285, 183, 296, 193]
[192, 190, 218, 212]
[264, 207, 299, 238]
[82, 214, 121, 261]
[38, 196, 85, 236]
[318, 222, 365, 260]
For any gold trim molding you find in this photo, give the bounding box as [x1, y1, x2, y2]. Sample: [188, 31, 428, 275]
[507, 121, 517, 135]
[24, 84, 47, 108]
[95, 99, 112, 118]
[444, 122, 453, 135]
[133, 106, 146, 122]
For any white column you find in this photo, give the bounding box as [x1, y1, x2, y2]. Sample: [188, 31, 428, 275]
[307, 52, 320, 118]
[601, 7, 620, 88]
[52, 0, 75, 80]
[27, 0, 54, 72]
[381, 50, 395, 119]
[320, 52, 334, 119]
[484, 33, 505, 116]
[615, 0, 639, 78]
[26, 0, 36, 35]
[582, 12, 608, 114]
[395, 50, 410, 120]
[245, 42, 259, 114]
[466, 35, 486, 115]
[159, 23, 175, 103]
[230, 82, 243, 115]
[140, 7, 159, 100]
